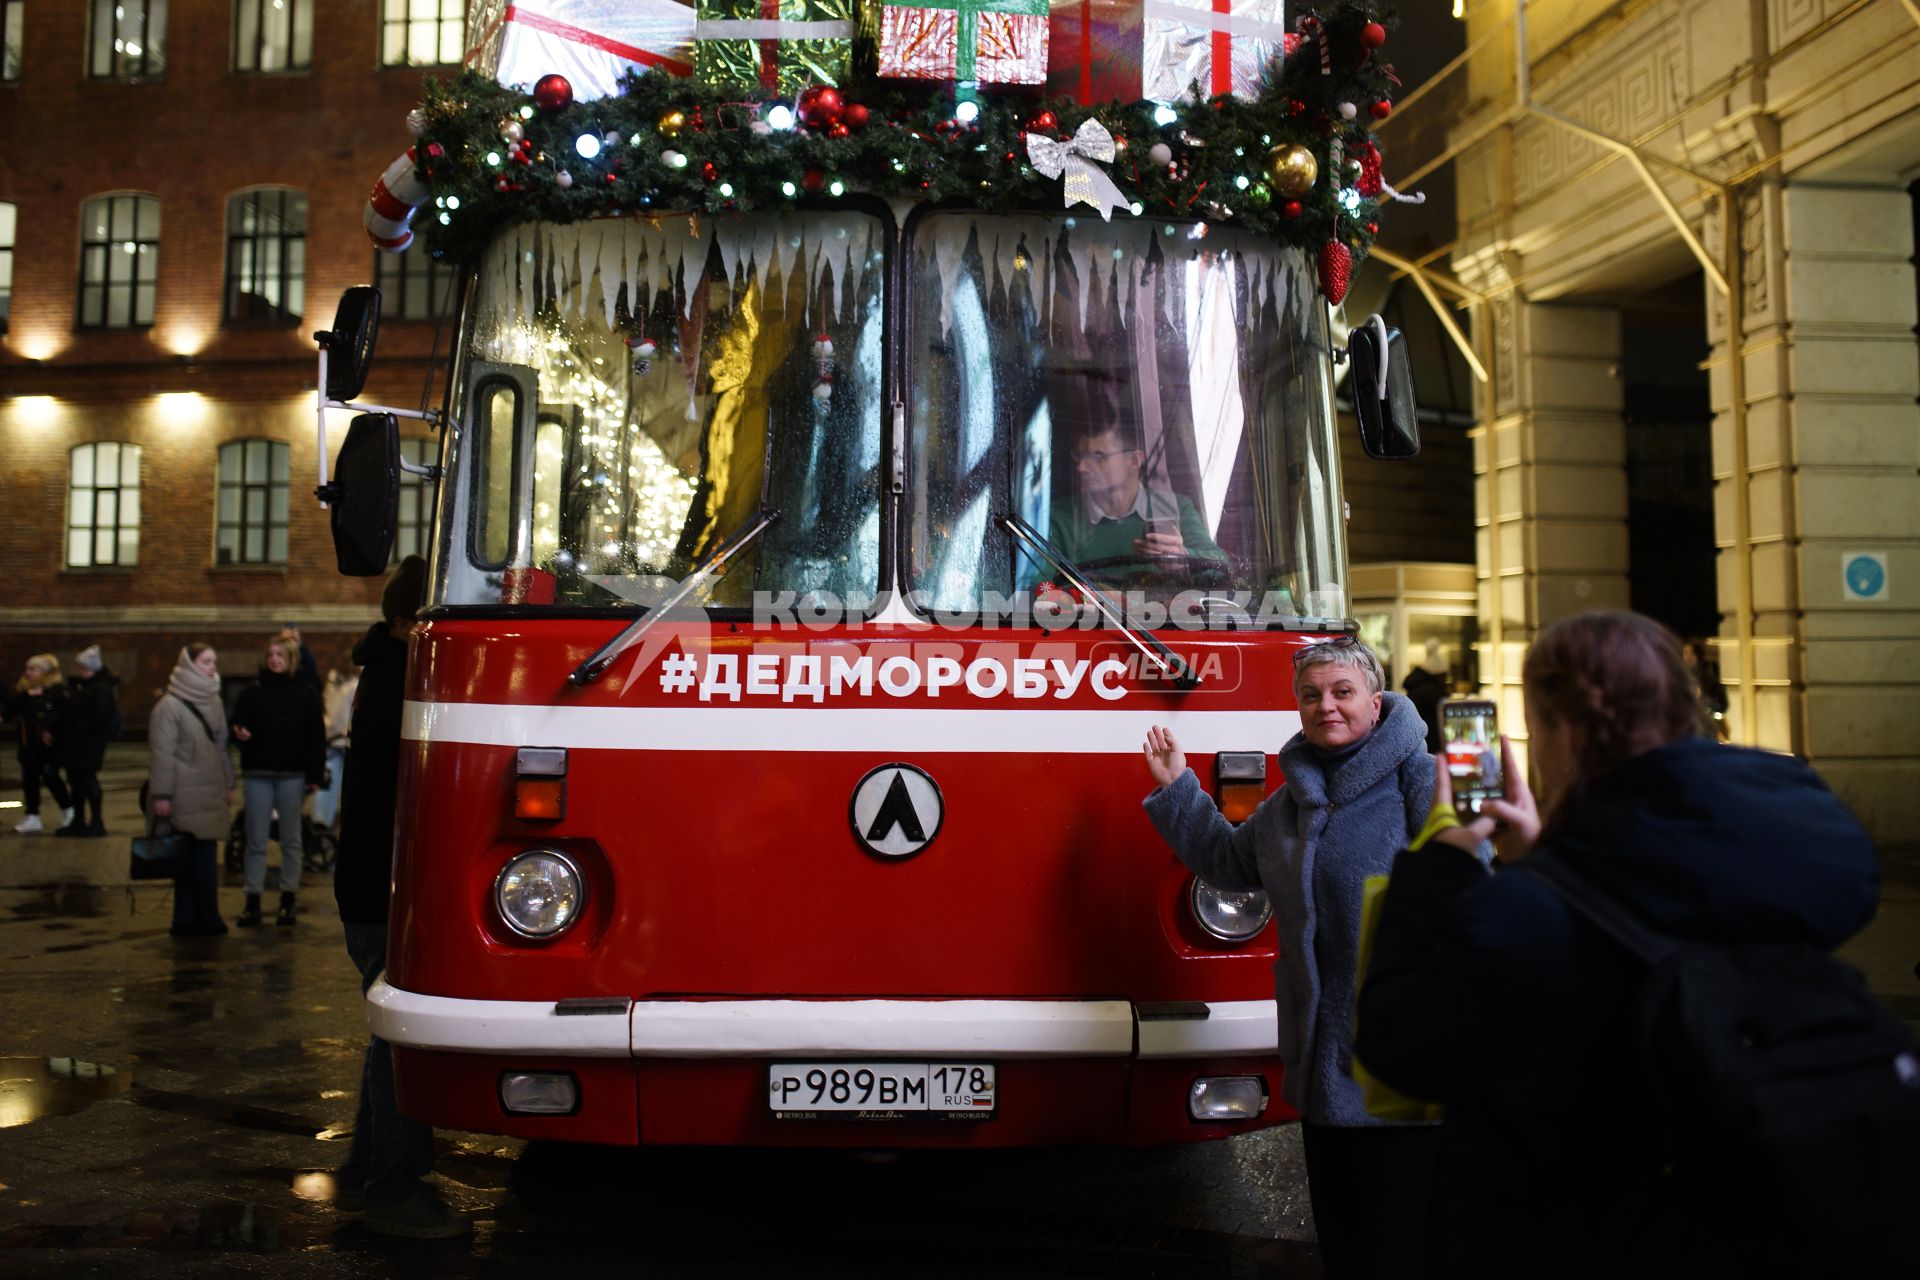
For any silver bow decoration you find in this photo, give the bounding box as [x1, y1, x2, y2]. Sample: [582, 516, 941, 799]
[1026, 118, 1130, 222]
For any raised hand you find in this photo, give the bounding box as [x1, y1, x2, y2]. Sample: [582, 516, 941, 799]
[1142, 725, 1186, 790]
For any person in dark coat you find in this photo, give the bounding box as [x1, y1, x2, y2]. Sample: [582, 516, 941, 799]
[6, 654, 73, 834]
[229, 635, 326, 928]
[1399, 643, 1449, 755]
[333, 555, 468, 1239]
[50, 645, 120, 836]
[1143, 637, 1461, 1278]
[1354, 611, 1881, 1277]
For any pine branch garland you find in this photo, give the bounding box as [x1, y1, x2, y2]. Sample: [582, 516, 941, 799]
[405, 1, 1404, 277]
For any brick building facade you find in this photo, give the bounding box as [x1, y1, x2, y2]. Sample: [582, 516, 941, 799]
[0, 0, 457, 729]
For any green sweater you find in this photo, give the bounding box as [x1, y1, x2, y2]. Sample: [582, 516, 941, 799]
[1045, 492, 1226, 569]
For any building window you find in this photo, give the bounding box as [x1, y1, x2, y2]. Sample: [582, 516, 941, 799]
[225, 188, 306, 324]
[67, 443, 142, 568]
[380, 0, 463, 67]
[374, 248, 459, 321]
[0, 201, 13, 333]
[233, 0, 311, 72]
[4, 0, 23, 82]
[396, 437, 438, 561]
[88, 0, 165, 80]
[216, 439, 289, 566]
[78, 194, 159, 329]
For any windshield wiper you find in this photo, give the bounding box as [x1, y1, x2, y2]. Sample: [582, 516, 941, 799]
[1001, 515, 1198, 690]
[568, 507, 783, 687]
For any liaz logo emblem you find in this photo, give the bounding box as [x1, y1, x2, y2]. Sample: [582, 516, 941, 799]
[849, 764, 944, 859]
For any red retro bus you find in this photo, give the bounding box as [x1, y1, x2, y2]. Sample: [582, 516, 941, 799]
[313, 13, 1418, 1150]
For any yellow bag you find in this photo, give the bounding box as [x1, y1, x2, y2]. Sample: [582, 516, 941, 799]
[1350, 873, 1444, 1122]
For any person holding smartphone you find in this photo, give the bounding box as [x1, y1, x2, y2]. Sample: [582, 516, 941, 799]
[1142, 636, 1461, 1277]
[1048, 418, 1226, 576]
[1354, 611, 1880, 1275]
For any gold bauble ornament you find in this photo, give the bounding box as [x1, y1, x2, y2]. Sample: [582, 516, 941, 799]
[1267, 144, 1318, 199]
[658, 109, 688, 138]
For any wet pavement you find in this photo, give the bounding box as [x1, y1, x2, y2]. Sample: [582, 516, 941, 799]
[0, 747, 1318, 1278]
[2, 746, 1916, 1277]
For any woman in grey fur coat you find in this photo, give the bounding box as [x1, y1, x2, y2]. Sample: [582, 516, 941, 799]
[149, 644, 235, 937]
[1142, 637, 1442, 1278]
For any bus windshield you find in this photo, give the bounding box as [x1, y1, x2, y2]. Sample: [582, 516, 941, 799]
[907, 212, 1348, 623]
[442, 210, 886, 610]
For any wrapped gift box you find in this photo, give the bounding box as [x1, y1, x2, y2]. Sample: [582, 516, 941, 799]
[876, 0, 1050, 86]
[1047, 0, 1290, 105]
[466, 0, 696, 101]
[694, 0, 855, 91]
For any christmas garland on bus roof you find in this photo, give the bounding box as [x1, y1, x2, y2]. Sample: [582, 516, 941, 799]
[396, 1, 1410, 303]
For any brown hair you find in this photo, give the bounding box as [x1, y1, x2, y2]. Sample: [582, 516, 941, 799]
[1523, 611, 1699, 785]
[185, 642, 214, 663]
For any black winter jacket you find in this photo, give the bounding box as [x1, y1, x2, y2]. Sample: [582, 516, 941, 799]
[230, 666, 326, 781]
[5, 684, 65, 761]
[51, 670, 120, 772]
[334, 622, 409, 925]
[1355, 737, 1879, 1276]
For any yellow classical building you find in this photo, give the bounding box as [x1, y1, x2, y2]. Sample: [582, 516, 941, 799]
[1373, 0, 1919, 853]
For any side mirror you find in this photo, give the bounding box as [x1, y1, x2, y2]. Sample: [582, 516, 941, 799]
[321, 413, 401, 576]
[318, 286, 382, 403]
[1349, 317, 1420, 460]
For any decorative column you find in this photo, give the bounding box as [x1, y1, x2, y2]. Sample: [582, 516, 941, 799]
[1472, 296, 1631, 740]
[1707, 181, 1920, 851]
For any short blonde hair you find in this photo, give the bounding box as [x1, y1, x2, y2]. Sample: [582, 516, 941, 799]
[1293, 638, 1386, 696]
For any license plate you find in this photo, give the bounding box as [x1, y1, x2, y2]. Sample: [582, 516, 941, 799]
[767, 1062, 997, 1119]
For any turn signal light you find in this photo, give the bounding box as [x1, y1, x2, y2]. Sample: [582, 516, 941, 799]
[514, 747, 567, 821]
[1215, 751, 1267, 823]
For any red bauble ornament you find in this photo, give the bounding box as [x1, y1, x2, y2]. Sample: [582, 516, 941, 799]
[701, 161, 719, 182]
[1030, 109, 1059, 133]
[842, 103, 870, 131]
[828, 122, 850, 139]
[801, 86, 845, 128]
[1282, 200, 1304, 220]
[1371, 100, 1393, 120]
[1365, 222, 1379, 235]
[801, 168, 826, 195]
[1360, 22, 1387, 49]
[1318, 240, 1353, 304]
[533, 74, 574, 113]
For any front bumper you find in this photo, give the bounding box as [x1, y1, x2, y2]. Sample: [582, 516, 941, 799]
[366, 978, 1279, 1060]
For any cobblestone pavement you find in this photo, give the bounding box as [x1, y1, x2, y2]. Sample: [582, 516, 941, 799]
[0, 748, 1320, 1278]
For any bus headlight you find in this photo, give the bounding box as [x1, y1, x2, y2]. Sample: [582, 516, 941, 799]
[1190, 880, 1272, 943]
[494, 849, 586, 939]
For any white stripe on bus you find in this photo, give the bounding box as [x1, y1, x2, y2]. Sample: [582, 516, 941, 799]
[402, 701, 1301, 754]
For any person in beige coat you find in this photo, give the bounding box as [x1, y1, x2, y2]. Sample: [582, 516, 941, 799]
[148, 644, 234, 937]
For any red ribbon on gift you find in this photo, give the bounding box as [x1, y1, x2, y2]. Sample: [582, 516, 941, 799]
[758, 0, 780, 88]
[501, 3, 694, 76]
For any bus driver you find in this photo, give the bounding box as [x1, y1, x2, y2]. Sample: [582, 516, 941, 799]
[1047, 421, 1227, 579]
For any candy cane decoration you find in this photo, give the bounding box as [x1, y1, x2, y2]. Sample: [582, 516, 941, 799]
[365, 149, 429, 253]
[1295, 15, 1331, 75]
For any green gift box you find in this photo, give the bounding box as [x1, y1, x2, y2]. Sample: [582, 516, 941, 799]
[693, 0, 856, 91]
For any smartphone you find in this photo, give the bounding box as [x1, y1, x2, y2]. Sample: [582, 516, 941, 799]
[1440, 698, 1504, 816]
[1145, 516, 1179, 539]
